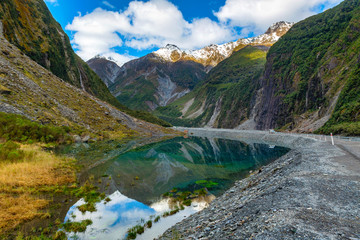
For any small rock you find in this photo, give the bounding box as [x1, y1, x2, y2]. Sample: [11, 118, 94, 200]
[82, 135, 90, 142]
[73, 135, 82, 143]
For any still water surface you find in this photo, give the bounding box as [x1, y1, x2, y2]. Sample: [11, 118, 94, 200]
[62, 136, 289, 239]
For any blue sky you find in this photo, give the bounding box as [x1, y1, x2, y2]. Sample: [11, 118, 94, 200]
[44, 0, 343, 65]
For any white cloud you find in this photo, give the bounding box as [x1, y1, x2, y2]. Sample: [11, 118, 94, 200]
[102, 1, 115, 9]
[182, 17, 232, 49]
[44, 0, 58, 4]
[66, 0, 232, 65]
[215, 0, 343, 34]
[67, 0, 343, 65]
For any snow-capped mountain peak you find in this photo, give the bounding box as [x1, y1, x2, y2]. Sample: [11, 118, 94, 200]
[250, 21, 294, 44]
[154, 21, 294, 67]
[155, 44, 183, 62]
[164, 44, 181, 51]
[265, 21, 294, 35]
[93, 54, 118, 64]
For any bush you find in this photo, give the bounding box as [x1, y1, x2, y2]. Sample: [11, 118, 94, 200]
[0, 112, 72, 144]
[0, 141, 24, 162]
[154, 216, 160, 223]
[182, 199, 192, 207]
[146, 220, 152, 228]
[126, 224, 145, 239]
[62, 219, 93, 233]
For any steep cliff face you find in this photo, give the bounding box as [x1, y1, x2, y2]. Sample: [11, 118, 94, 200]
[155, 46, 267, 128]
[109, 54, 206, 111]
[155, 0, 360, 136]
[0, 0, 121, 108]
[253, 0, 360, 135]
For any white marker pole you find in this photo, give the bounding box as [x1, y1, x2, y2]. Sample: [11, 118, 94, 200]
[331, 133, 334, 145]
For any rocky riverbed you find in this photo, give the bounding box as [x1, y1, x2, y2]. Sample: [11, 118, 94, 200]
[158, 129, 360, 239]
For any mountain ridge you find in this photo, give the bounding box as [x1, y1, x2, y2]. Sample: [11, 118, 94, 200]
[87, 56, 122, 87]
[252, 0, 360, 135]
[0, 22, 168, 138]
[89, 21, 293, 112]
[153, 21, 294, 68]
[155, 0, 360, 136]
[154, 45, 267, 128]
[108, 53, 206, 111]
[0, 0, 113, 103]
[0, 0, 171, 127]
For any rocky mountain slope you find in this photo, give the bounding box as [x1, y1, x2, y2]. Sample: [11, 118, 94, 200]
[155, 46, 267, 128]
[109, 54, 207, 111]
[0, 22, 168, 138]
[90, 22, 292, 112]
[157, 0, 360, 136]
[87, 56, 122, 87]
[252, 0, 360, 135]
[0, 0, 116, 105]
[0, 0, 170, 127]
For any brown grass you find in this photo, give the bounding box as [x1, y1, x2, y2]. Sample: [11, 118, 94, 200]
[0, 144, 75, 187]
[0, 144, 76, 234]
[0, 194, 48, 233]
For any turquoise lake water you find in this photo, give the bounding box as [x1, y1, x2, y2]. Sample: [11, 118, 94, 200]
[62, 136, 289, 239]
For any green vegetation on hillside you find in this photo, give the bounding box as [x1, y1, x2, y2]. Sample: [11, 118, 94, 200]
[157, 0, 360, 134]
[0, 112, 73, 144]
[110, 54, 206, 112]
[317, 62, 360, 136]
[155, 46, 267, 128]
[258, 0, 360, 135]
[0, 0, 168, 127]
[116, 76, 158, 111]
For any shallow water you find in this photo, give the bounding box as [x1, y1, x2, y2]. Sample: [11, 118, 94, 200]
[63, 136, 289, 239]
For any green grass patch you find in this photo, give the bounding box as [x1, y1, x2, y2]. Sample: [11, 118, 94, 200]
[62, 219, 93, 233]
[0, 112, 73, 144]
[195, 180, 219, 189]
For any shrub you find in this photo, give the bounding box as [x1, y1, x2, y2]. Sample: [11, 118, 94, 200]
[146, 220, 152, 228]
[169, 208, 180, 216]
[126, 224, 145, 239]
[62, 219, 93, 233]
[0, 141, 24, 162]
[154, 216, 160, 223]
[182, 199, 192, 207]
[0, 112, 72, 144]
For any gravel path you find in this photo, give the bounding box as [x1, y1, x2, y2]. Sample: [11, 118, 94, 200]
[158, 128, 360, 240]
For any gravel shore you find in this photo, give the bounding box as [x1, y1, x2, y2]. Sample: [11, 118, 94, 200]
[158, 128, 360, 240]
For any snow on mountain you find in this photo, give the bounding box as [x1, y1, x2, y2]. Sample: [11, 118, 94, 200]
[154, 21, 294, 67]
[246, 21, 294, 45]
[154, 44, 183, 62]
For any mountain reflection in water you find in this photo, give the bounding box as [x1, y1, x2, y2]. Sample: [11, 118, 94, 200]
[63, 136, 289, 239]
[65, 190, 213, 240]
